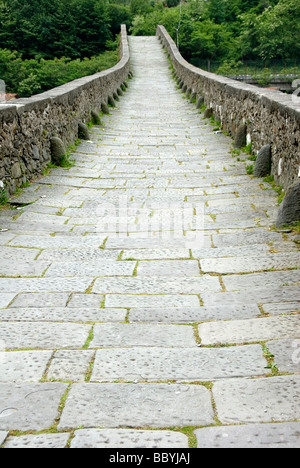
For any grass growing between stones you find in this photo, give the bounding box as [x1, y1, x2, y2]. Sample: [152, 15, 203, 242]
[263, 175, 284, 205]
[82, 326, 94, 350]
[262, 343, 279, 376]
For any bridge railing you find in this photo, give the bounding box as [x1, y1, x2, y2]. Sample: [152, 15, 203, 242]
[0, 25, 130, 196]
[157, 25, 300, 201]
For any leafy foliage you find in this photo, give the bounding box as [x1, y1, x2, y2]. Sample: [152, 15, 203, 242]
[0, 0, 299, 97]
[0, 48, 118, 97]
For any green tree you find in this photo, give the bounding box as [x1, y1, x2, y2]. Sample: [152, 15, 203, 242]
[254, 0, 300, 60]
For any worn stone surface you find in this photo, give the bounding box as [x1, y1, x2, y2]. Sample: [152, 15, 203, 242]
[0, 351, 52, 382]
[0, 322, 91, 349]
[70, 429, 189, 448]
[4, 433, 70, 449]
[198, 315, 300, 345]
[58, 383, 214, 429]
[200, 253, 300, 274]
[91, 345, 268, 382]
[0, 307, 126, 323]
[129, 304, 260, 323]
[213, 375, 300, 424]
[105, 294, 200, 309]
[90, 324, 196, 348]
[267, 339, 300, 374]
[195, 422, 300, 448]
[9, 292, 69, 308]
[0, 383, 67, 431]
[47, 350, 94, 382]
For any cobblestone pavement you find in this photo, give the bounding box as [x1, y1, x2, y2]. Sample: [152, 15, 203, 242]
[0, 37, 300, 448]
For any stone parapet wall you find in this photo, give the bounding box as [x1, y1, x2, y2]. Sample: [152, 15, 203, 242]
[0, 25, 130, 195]
[157, 25, 300, 192]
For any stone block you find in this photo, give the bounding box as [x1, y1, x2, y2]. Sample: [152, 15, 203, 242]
[234, 124, 247, 148]
[0, 382, 68, 431]
[58, 383, 214, 429]
[213, 375, 300, 424]
[0, 322, 91, 349]
[11, 162, 22, 179]
[50, 137, 66, 166]
[78, 122, 90, 140]
[91, 345, 267, 382]
[4, 433, 70, 449]
[0, 351, 52, 382]
[254, 144, 271, 177]
[90, 323, 196, 348]
[70, 429, 188, 448]
[276, 181, 300, 227]
[91, 110, 101, 125]
[195, 422, 300, 448]
[47, 350, 94, 382]
[101, 102, 110, 114]
[198, 315, 300, 345]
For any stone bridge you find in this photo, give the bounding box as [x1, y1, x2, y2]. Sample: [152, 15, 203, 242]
[0, 26, 299, 448]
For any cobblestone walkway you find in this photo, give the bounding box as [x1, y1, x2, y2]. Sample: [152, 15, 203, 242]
[0, 37, 300, 448]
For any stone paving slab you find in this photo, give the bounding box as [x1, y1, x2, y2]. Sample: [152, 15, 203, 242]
[0, 322, 91, 349]
[0, 382, 67, 431]
[129, 304, 260, 322]
[194, 422, 300, 448]
[213, 375, 300, 424]
[198, 315, 300, 345]
[192, 244, 270, 259]
[137, 260, 201, 276]
[105, 294, 200, 309]
[70, 429, 189, 448]
[44, 260, 136, 277]
[222, 270, 300, 291]
[93, 275, 221, 294]
[212, 230, 283, 247]
[67, 293, 103, 308]
[91, 345, 268, 382]
[267, 339, 300, 373]
[263, 302, 300, 315]
[200, 253, 300, 274]
[8, 235, 106, 249]
[9, 292, 69, 308]
[58, 383, 214, 429]
[105, 236, 211, 249]
[38, 248, 121, 262]
[0, 293, 16, 309]
[4, 433, 70, 449]
[0, 277, 92, 293]
[0, 246, 40, 261]
[122, 248, 190, 260]
[201, 285, 300, 306]
[0, 260, 50, 277]
[90, 323, 196, 348]
[47, 350, 94, 382]
[0, 351, 52, 382]
[0, 307, 126, 323]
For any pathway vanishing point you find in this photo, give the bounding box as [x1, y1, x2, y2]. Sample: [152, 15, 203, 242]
[0, 37, 300, 449]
